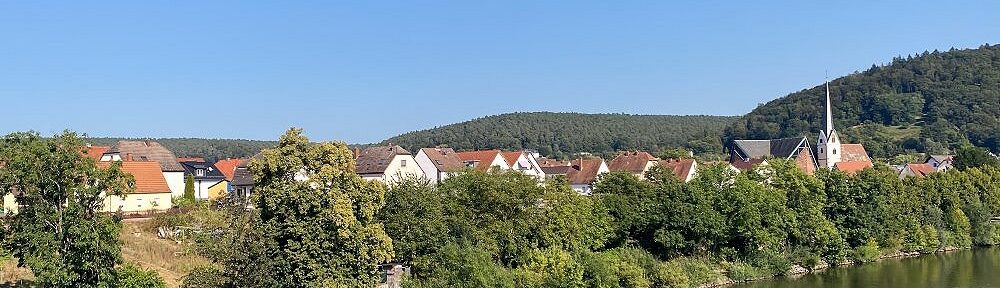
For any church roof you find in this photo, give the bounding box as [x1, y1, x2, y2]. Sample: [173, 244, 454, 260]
[732, 137, 809, 160]
[840, 144, 871, 162]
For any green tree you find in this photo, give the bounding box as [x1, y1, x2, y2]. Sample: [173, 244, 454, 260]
[378, 178, 447, 271]
[955, 145, 1000, 170]
[0, 131, 132, 287]
[184, 174, 196, 202]
[108, 264, 168, 288]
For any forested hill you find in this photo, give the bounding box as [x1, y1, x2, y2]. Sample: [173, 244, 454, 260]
[724, 44, 1000, 158]
[85, 138, 276, 163]
[382, 112, 738, 158]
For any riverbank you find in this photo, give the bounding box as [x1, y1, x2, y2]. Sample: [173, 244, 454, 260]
[707, 246, 976, 288]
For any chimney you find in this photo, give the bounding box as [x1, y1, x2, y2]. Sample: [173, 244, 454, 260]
[125, 153, 133, 161]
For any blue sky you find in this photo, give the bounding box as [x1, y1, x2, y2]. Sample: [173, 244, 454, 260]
[2, 1, 998, 143]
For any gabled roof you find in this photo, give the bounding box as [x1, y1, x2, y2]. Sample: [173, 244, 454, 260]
[658, 159, 696, 181]
[537, 158, 570, 168]
[84, 146, 109, 161]
[213, 158, 243, 181]
[178, 157, 205, 163]
[928, 155, 954, 163]
[567, 159, 605, 185]
[905, 163, 936, 178]
[98, 161, 171, 194]
[231, 160, 254, 187]
[456, 150, 503, 172]
[106, 141, 184, 172]
[180, 161, 226, 180]
[732, 137, 809, 160]
[834, 160, 872, 175]
[608, 151, 657, 174]
[541, 165, 573, 176]
[502, 151, 524, 167]
[840, 144, 871, 162]
[356, 145, 411, 175]
[419, 148, 466, 172]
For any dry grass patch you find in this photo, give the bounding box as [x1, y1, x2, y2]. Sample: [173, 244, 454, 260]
[121, 219, 213, 288]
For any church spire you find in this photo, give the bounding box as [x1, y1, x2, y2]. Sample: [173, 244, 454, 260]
[824, 81, 833, 135]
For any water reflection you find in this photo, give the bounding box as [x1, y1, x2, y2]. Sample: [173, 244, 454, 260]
[733, 248, 1000, 288]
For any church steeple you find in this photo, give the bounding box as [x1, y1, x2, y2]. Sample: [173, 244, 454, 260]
[817, 80, 841, 168]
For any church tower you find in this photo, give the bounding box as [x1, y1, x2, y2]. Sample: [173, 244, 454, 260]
[817, 82, 841, 168]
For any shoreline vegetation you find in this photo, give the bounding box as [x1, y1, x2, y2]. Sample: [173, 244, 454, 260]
[2, 129, 999, 288]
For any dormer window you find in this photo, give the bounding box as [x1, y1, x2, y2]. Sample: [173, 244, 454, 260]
[196, 169, 205, 176]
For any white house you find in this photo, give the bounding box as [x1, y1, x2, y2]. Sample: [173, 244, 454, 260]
[926, 155, 955, 172]
[502, 151, 546, 181]
[414, 148, 466, 184]
[456, 150, 510, 172]
[180, 161, 227, 200]
[355, 145, 424, 185]
[542, 159, 609, 195]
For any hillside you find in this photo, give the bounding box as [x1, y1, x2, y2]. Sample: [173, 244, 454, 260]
[85, 138, 276, 163]
[382, 112, 738, 158]
[724, 44, 1000, 158]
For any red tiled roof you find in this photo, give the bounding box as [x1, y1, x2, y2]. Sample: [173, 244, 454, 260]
[213, 158, 243, 181]
[567, 159, 605, 185]
[835, 160, 873, 175]
[98, 161, 171, 194]
[840, 144, 871, 162]
[795, 149, 816, 175]
[658, 159, 696, 181]
[456, 150, 503, 172]
[608, 151, 657, 174]
[85, 146, 109, 161]
[905, 163, 935, 178]
[502, 151, 523, 167]
[419, 148, 466, 172]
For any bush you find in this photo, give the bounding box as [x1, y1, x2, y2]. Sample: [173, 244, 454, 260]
[181, 265, 228, 288]
[674, 257, 722, 286]
[850, 239, 880, 263]
[724, 261, 768, 282]
[106, 264, 167, 288]
[651, 261, 689, 288]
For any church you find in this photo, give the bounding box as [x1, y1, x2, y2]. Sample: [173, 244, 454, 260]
[730, 82, 873, 174]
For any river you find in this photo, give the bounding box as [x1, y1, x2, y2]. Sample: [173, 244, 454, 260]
[732, 248, 1000, 288]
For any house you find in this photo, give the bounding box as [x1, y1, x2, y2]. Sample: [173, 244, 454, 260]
[97, 161, 173, 213]
[566, 159, 610, 195]
[213, 158, 244, 191]
[833, 160, 873, 175]
[537, 158, 570, 168]
[230, 160, 255, 203]
[658, 159, 698, 182]
[414, 148, 466, 184]
[608, 151, 659, 178]
[180, 161, 227, 200]
[729, 137, 815, 174]
[502, 151, 546, 180]
[84, 145, 109, 161]
[355, 145, 424, 184]
[101, 140, 186, 198]
[456, 150, 510, 172]
[899, 163, 936, 179]
[926, 155, 955, 172]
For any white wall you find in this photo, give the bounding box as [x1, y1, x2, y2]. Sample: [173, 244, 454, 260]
[164, 171, 185, 198]
[194, 179, 222, 200]
[381, 155, 425, 184]
[414, 150, 443, 184]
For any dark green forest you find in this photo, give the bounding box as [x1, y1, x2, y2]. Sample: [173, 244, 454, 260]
[382, 112, 737, 158]
[725, 44, 1000, 158]
[85, 137, 275, 163]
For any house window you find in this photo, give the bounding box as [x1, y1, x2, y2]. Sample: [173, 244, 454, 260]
[833, 149, 837, 155]
[401, 160, 407, 167]
[820, 148, 824, 154]
[196, 169, 205, 176]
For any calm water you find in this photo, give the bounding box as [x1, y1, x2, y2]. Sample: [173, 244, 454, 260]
[733, 248, 1000, 288]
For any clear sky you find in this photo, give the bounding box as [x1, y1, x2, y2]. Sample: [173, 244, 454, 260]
[2, 1, 998, 143]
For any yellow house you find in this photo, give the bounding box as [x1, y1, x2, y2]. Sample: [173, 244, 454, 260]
[207, 180, 229, 199]
[98, 161, 173, 212]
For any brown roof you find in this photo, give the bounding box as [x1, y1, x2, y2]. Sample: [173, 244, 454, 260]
[502, 151, 524, 167]
[456, 150, 503, 172]
[795, 148, 816, 175]
[355, 145, 411, 175]
[419, 148, 465, 172]
[835, 160, 873, 175]
[177, 157, 205, 163]
[731, 159, 766, 171]
[840, 144, 871, 162]
[541, 165, 573, 176]
[658, 159, 696, 181]
[567, 159, 604, 185]
[85, 146, 109, 161]
[213, 158, 244, 181]
[98, 161, 171, 194]
[107, 141, 184, 172]
[537, 158, 570, 168]
[905, 163, 935, 178]
[608, 151, 657, 174]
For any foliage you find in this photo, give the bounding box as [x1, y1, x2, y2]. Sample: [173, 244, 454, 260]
[107, 264, 168, 288]
[955, 145, 1000, 170]
[0, 131, 131, 287]
[725, 44, 1000, 156]
[384, 112, 737, 158]
[184, 174, 196, 203]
